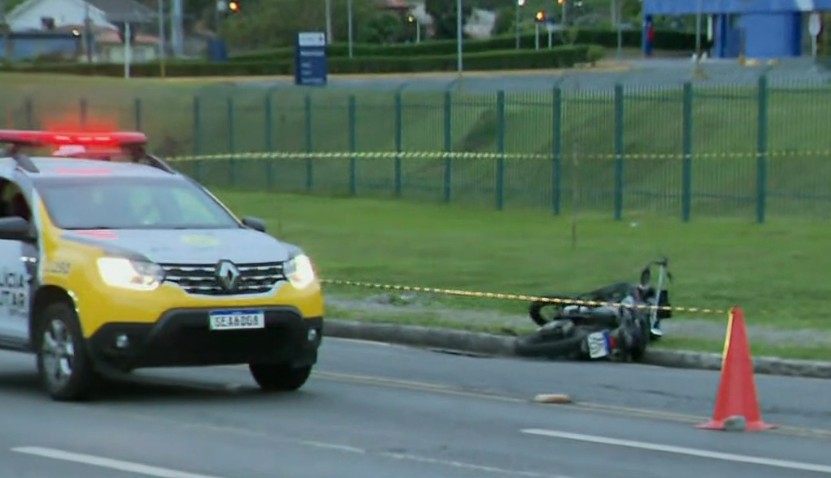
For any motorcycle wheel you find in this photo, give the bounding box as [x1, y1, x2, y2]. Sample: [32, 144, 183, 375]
[528, 294, 574, 327]
[514, 328, 589, 360]
[629, 316, 651, 362]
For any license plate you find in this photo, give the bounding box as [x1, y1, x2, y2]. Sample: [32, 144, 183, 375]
[209, 310, 265, 331]
[586, 331, 610, 359]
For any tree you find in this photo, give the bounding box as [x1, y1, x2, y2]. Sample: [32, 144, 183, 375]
[491, 6, 515, 36]
[361, 12, 409, 44]
[424, 0, 472, 40]
[219, 0, 389, 49]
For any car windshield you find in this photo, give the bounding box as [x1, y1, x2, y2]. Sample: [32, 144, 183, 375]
[34, 175, 242, 230]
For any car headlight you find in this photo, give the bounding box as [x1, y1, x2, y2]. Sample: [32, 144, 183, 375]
[285, 254, 316, 289]
[96, 257, 165, 291]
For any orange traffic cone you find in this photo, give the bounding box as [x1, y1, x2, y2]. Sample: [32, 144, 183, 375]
[696, 307, 775, 432]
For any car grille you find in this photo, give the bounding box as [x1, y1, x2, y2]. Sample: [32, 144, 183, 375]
[159, 261, 286, 296]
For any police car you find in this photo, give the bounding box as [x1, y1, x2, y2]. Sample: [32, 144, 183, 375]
[0, 130, 324, 401]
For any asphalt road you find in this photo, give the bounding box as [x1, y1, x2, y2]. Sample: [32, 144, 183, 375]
[225, 58, 831, 94]
[0, 337, 829, 478]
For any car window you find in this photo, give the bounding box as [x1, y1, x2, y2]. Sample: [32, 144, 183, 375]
[34, 176, 241, 230]
[0, 179, 32, 223]
[169, 188, 221, 224]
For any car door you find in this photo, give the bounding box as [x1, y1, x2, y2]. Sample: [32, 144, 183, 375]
[0, 172, 37, 350]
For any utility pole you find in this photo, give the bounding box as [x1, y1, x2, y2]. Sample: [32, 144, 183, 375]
[84, 1, 92, 63]
[171, 0, 183, 57]
[158, 0, 166, 77]
[0, 0, 11, 66]
[515, 0, 526, 50]
[325, 0, 332, 45]
[347, 0, 353, 58]
[456, 0, 463, 73]
[124, 22, 132, 79]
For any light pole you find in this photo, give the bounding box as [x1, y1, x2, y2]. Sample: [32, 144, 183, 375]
[456, 0, 462, 73]
[695, 0, 702, 60]
[347, 0, 353, 58]
[515, 0, 526, 49]
[408, 14, 421, 43]
[615, 0, 622, 59]
[325, 0, 333, 44]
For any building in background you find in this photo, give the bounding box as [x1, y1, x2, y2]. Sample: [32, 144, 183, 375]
[643, 0, 828, 59]
[2, 0, 157, 62]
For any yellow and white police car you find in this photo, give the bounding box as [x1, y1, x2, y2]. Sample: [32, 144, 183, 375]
[0, 130, 324, 401]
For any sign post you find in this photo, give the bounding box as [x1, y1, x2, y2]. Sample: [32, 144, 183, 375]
[809, 12, 822, 59]
[294, 32, 327, 87]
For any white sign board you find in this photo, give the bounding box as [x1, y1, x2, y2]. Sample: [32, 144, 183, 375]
[297, 32, 326, 47]
[809, 12, 822, 37]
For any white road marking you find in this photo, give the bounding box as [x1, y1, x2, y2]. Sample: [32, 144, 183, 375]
[11, 447, 224, 478]
[295, 439, 366, 454]
[521, 428, 831, 474]
[380, 452, 577, 478]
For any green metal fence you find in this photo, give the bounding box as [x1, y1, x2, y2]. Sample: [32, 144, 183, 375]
[4, 75, 831, 223]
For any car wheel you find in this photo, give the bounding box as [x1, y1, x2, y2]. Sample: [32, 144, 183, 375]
[249, 363, 312, 392]
[35, 302, 98, 401]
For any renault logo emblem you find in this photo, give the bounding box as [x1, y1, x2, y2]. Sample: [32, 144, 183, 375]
[216, 260, 240, 291]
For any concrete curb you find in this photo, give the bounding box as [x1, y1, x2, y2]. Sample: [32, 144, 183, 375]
[325, 319, 831, 380]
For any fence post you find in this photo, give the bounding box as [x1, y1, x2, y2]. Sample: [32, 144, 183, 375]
[264, 90, 274, 189]
[496, 90, 506, 210]
[443, 91, 452, 203]
[756, 74, 768, 224]
[394, 92, 403, 197]
[681, 82, 693, 222]
[227, 96, 236, 186]
[305, 93, 313, 192]
[79, 97, 87, 128]
[192, 95, 202, 181]
[613, 83, 624, 221]
[552, 87, 563, 215]
[348, 95, 357, 196]
[134, 97, 142, 131]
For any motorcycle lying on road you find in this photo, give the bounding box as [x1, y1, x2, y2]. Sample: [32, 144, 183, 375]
[514, 258, 673, 362]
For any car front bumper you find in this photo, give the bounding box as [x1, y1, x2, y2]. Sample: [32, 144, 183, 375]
[86, 306, 323, 372]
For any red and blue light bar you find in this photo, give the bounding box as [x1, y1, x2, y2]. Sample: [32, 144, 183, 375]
[0, 130, 147, 148]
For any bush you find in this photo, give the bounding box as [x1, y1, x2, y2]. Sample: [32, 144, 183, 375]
[0, 44, 603, 78]
[229, 28, 695, 63]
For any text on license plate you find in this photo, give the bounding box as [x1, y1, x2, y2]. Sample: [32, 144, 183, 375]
[209, 310, 265, 330]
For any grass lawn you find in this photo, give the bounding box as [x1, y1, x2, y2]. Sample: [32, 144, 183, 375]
[215, 190, 831, 341]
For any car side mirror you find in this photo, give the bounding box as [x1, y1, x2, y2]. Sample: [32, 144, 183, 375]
[241, 216, 266, 233]
[0, 216, 32, 241]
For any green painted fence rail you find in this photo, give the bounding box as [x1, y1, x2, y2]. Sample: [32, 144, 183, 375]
[3, 74, 831, 223]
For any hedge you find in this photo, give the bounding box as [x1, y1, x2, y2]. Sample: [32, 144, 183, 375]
[230, 28, 694, 63]
[0, 44, 604, 78]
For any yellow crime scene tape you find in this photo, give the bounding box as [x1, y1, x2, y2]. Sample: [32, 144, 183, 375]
[165, 149, 831, 163]
[320, 278, 728, 316]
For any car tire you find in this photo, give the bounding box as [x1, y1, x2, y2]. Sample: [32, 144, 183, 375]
[249, 363, 312, 392]
[35, 301, 98, 401]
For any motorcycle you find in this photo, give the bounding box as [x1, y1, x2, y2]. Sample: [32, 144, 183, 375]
[514, 258, 673, 362]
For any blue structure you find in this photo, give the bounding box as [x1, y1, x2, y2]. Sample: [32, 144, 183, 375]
[642, 0, 828, 59]
[206, 38, 229, 62]
[0, 32, 80, 62]
[294, 32, 327, 87]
